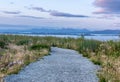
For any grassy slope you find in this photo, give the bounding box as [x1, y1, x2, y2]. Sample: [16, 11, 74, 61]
[0, 35, 120, 82]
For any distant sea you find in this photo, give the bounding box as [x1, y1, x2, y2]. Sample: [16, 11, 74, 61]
[30, 34, 119, 41]
[1, 33, 119, 41]
[0, 27, 120, 41]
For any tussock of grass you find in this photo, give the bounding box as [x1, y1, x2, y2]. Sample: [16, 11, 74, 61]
[0, 41, 7, 49]
[16, 39, 30, 45]
[30, 44, 50, 50]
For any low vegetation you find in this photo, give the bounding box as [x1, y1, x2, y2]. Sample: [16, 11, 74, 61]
[0, 35, 50, 82]
[0, 35, 120, 82]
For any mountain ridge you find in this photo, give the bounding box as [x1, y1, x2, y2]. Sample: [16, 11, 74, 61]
[0, 25, 120, 35]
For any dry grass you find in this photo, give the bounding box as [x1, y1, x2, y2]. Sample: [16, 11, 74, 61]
[0, 35, 120, 82]
[0, 42, 50, 81]
[89, 43, 120, 82]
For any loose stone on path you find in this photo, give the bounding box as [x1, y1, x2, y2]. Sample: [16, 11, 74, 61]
[4, 47, 100, 82]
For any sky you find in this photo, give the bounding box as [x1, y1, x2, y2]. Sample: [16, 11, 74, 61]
[0, 0, 120, 30]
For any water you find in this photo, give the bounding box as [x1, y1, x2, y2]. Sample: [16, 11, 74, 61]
[85, 35, 119, 41]
[1, 33, 119, 41]
[18, 34, 120, 41]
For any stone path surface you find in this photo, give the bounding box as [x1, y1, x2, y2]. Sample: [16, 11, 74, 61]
[4, 47, 99, 82]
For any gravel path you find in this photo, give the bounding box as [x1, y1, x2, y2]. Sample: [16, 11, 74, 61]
[4, 47, 100, 82]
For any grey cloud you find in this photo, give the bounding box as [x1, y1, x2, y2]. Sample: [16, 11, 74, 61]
[114, 23, 120, 27]
[10, 2, 14, 4]
[94, 0, 120, 14]
[18, 15, 44, 19]
[31, 7, 89, 18]
[31, 7, 48, 12]
[50, 11, 89, 18]
[2, 11, 21, 14]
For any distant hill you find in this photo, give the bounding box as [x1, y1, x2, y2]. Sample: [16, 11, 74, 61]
[0, 28, 89, 35]
[0, 24, 120, 35]
[91, 30, 120, 35]
[25, 28, 89, 35]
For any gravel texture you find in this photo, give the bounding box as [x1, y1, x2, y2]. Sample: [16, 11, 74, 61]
[4, 47, 100, 82]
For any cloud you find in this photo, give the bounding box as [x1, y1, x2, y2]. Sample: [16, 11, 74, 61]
[50, 11, 89, 18]
[18, 15, 44, 19]
[31, 7, 89, 18]
[10, 2, 14, 4]
[2, 11, 21, 14]
[93, 0, 120, 14]
[31, 7, 49, 12]
[114, 23, 120, 27]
